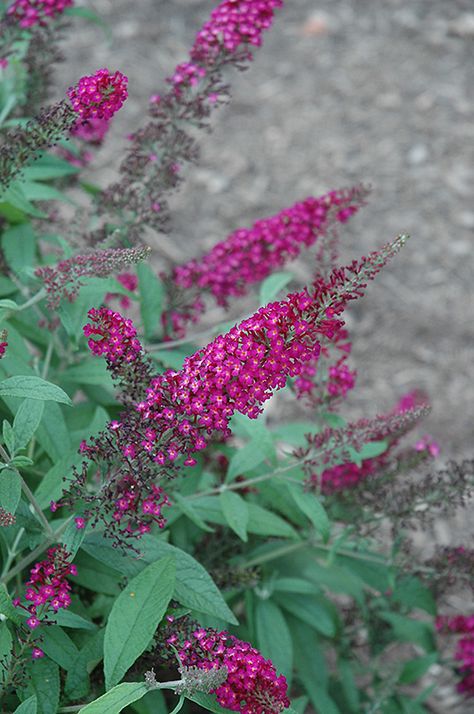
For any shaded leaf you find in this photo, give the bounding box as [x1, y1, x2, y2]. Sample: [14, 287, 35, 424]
[104, 557, 175, 688]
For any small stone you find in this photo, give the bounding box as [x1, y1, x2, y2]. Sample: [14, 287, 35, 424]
[302, 12, 331, 37]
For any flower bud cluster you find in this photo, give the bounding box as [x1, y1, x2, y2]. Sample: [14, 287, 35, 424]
[105, 272, 138, 311]
[0, 506, 15, 526]
[6, 0, 73, 29]
[168, 627, 289, 713]
[35, 245, 149, 310]
[162, 186, 368, 338]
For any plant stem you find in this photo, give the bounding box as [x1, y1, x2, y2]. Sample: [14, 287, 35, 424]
[17, 287, 47, 312]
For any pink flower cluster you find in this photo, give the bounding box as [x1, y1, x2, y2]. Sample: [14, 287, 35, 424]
[14, 545, 76, 657]
[164, 187, 367, 338]
[437, 615, 474, 696]
[84, 307, 142, 365]
[67, 68, 128, 121]
[0, 341, 7, 359]
[7, 0, 73, 28]
[170, 627, 289, 713]
[191, 0, 284, 63]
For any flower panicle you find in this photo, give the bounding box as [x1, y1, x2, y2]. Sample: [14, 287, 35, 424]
[58, 238, 405, 543]
[162, 184, 370, 339]
[36, 245, 150, 310]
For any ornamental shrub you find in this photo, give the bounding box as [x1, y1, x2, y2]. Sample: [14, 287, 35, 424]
[0, 1, 472, 713]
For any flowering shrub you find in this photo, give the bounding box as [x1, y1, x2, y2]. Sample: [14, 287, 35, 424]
[0, 1, 472, 713]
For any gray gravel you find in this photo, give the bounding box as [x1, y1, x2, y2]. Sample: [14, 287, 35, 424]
[59, 2, 473, 710]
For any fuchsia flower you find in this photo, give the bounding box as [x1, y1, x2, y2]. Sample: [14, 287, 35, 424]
[7, 0, 73, 28]
[437, 616, 474, 697]
[71, 116, 111, 144]
[15, 545, 76, 629]
[67, 68, 128, 121]
[84, 307, 142, 365]
[163, 186, 368, 339]
[172, 628, 289, 713]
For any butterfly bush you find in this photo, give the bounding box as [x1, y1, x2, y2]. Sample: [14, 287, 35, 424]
[2, 0, 470, 711]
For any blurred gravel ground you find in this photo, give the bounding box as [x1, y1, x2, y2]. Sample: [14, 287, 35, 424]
[60, 2, 473, 709]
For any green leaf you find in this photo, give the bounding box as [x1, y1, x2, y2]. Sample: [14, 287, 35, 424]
[0, 184, 46, 219]
[40, 626, 79, 671]
[172, 492, 214, 532]
[13, 399, 44, 450]
[23, 154, 79, 180]
[13, 696, 37, 714]
[289, 696, 309, 714]
[0, 583, 23, 625]
[338, 658, 360, 712]
[23, 657, 59, 714]
[347, 439, 388, 466]
[72, 551, 121, 596]
[78, 682, 148, 714]
[226, 443, 266, 482]
[60, 517, 87, 558]
[83, 533, 238, 625]
[1, 223, 36, 275]
[0, 376, 72, 405]
[3, 418, 15, 454]
[104, 556, 175, 688]
[255, 599, 293, 683]
[220, 490, 249, 541]
[137, 263, 164, 339]
[379, 613, 435, 652]
[0, 620, 12, 675]
[63, 360, 114, 389]
[192, 497, 297, 538]
[0, 467, 21, 515]
[21, 180, 74, 204]
[65, 628, 105, 699]
[287, 483, 330, 541]
[275, 593, 338, 638]
[272, 577, 317, 595]
[271, 421, 319, 447]
[399, 653, 438, 684]
[35, 401, 72, 461]
[35, 454, 81, 509]
[54, 609, 97, 630]
[259, 271, 293, 305]
[392, 576, 436, 616]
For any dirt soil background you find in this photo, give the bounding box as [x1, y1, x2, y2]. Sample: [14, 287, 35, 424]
[59, 1, 473, 711]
